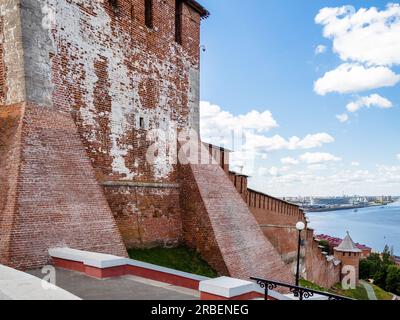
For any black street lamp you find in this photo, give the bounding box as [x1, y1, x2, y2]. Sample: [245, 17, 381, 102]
[295, 221, 305, 287]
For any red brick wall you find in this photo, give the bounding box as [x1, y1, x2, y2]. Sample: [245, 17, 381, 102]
[45, 0, 203, 249]
[49, 0, 200, 181]
[305, 229, 341, 288]
[0, 16, 5, 104]
[229, 170, 307, 271]
[334, 250, 361, 286]
[228, 167, 342, 288]
[179, 143, 294, 285]
[0, 0, 206, 267]
[1, 102, 127, 270]
[0, 103, 23, 265]
[104, 183, 183, 248]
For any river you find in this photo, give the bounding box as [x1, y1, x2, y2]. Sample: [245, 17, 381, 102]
[306, 202, 400, 255]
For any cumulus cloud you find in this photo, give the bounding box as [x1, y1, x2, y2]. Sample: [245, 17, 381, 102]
[336, 113, 349, 123]
[315, 4, 400, 67]
[346, 94, 393, 112]
[242, 132, 334, 153]
[200, 101, 278, 138]
[299, 152, 342, 164]
[397, 154, 400, 161]
[252, 162, 400, 196]
[281, 157, 299, 165]
[315, 45, 327, 55]
[200, 101, 336, 176]
[314, 3, 400, 110]
[351, 161, 360, 166]
[314, 63, 400, 95]
[200, 101, 334, 154]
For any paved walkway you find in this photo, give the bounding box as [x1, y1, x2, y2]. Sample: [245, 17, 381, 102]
[0, 265, 79, 300]
[28, 268, 199, 300]
[360, 280, 377, 300]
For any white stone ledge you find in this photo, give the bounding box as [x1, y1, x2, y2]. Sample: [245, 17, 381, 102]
[199, 277, 256, 298]
[49, 248, 129, 268]
[49, 248, 210, 282]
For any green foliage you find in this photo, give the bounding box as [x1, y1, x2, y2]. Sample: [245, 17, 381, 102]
[128, 247, 218, 278]
[331, 283, 369, 300]
[299, 279, 326, 292]
[370, 283, 393, 300]
[318, 240, 330, 254]
[359, 245, 399, 295]
[360, 253, 383, 280]
[385, 265, 400, 294]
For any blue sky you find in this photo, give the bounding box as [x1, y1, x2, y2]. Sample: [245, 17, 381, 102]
[198, 0, 400, 197]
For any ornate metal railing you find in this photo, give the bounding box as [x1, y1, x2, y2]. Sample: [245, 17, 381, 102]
[250, 277, 353, 301]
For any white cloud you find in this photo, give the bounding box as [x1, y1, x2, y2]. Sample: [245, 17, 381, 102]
[397, 154, 400, 161]
[268, 167, 279, 177]
[252, 163, 400, 197]
[200, 101, 279, 148]
[314, 63, 400, 95]
[243, 132, 334, 153]
[315, 45, 327, 55]
[315, 4, 400, 67]
[201, 101, 277, 133]
[346, 94, 393, 112]
[336, 113, 349, 123]
[351, 161, 360, 166]
[281, 157, 299, 165]
[299, 152, 342, 164]
[200, 101, 334, 154]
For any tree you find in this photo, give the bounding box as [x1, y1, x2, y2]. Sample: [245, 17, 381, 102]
[382, 245, 395, 266]
[318, 240, 330, 254]
[359, 253, 382, 280]
[358, 245, 399, 294]
[385, 265, 400, 295]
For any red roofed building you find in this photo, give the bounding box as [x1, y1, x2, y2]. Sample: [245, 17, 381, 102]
[315, 234, 372, 258]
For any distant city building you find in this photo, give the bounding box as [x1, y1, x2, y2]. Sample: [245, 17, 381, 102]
[394, 256, 400, 267]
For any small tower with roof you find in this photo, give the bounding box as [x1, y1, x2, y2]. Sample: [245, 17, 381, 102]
[333, 232, 362, 286]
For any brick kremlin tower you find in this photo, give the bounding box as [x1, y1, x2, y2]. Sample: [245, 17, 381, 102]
[334, 232, 362, 286]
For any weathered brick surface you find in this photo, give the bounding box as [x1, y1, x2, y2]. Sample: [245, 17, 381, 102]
[44, 0, 203, 248]
[0, 103, 23, 264]
[104, 183, 183, 248]
[0, 0, 26, 105]
[229, 170, 306, 275]
[305, 229, 341, 288]
[1, 0, 204, 266]
[333, 246, 361, 287]
[1, 0, 341, 288]
[180, 143, 294, 284]
[228, 157, 342, 287]
[0, 102, 128, 269]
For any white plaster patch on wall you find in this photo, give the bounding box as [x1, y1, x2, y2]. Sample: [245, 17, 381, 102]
[188, 67, 200, 133]
[0, 0, 26, 105]
[20, 0, 55, 106]
[48, 0, 198, 181]
[50, 0, 137, 178]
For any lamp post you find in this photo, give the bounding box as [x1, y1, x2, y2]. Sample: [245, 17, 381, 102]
[295, 221, 305, 287]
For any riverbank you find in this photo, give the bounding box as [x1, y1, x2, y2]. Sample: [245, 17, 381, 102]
[304, 203, 387, 213]
[306, 203, 400, 255]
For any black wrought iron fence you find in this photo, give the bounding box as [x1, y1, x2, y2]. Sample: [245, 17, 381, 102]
[250, 277, 353, 301]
